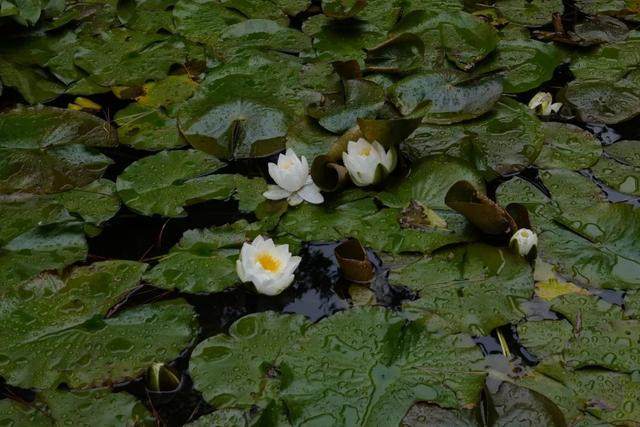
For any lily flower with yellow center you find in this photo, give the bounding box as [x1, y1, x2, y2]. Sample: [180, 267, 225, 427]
[263, 149, 324, 206]
[236, 235, 301, 295]
[528, 92, 562, 116]
[510, 228, 538, 257]
[342, 138, 397, 187]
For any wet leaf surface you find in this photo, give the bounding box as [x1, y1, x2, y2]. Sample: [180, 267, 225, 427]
[2, 0, 640, 423]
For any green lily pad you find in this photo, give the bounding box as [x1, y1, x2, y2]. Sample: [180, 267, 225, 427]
[570, 33, 640, 83]
[0, 106, 116, 194]
[388, 72, 502, 123]
[497, 169, 640, 290]
[565, 79, 640, 124]
[0, 223, 87, 288]
[173, 0, 244, 46]
[400, 403, 478, 427]
[394, 243, 533, 335]
[0, 399, 50, 426]
[38, 389, 152, 426]
[0, 178, 119, 245]
[309, 79, 385, 134]
[510, 369, 640, 425]
[591, 141, 640, 196]
[403, 98, 545, 178]
[115, 104, 185, 151]
[495, 0, 563, 26]
[190, 312, 309, 407]
[519, 291, 640, 373]
[145, 226, 244, 293]
[378, 156, 486, 209]
[280, 307, 486, 425]
[0, 264, 197, 389]
[536, 122, 602, 170]
[116, 149, 266, 217]
[74, 29, 185, 87]
[278, 194, 476, 254]
[52, 179, 121, 226]
[178, 74, 289, 159]
[475, 39, 564, 93]
[393, 11, 498, 70]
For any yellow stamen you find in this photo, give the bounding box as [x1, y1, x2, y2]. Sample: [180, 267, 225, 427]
[257, 253, 281, 272]
[520, 231, 529, 238]
[281, 159, 294, 169]
[360, 147, 372, 156]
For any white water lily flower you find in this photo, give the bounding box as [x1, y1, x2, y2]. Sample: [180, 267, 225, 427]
[510, 228, 538, 257]
[263, 149, 324, 206]
[528, 92, 562, 116]
[236, 235, 301, 295]
[342, 138, 397, 187]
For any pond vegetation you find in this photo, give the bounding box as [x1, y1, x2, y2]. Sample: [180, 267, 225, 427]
[1, 0, 640, 425]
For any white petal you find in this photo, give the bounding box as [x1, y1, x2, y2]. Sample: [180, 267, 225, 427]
[263, 185, 291, 200]
[256, 274, 295, 295]
[550, 102, 563, 113]
[236, 259, 248, 282]
[288, 192, 304, 206]
[298, 182, 324, 204]
[528, 92, 551, 110]
[510, 228, 538, 257]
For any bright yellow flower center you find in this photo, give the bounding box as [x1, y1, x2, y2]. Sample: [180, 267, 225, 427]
[257, 253, 281, 272]
[281, 159, 294, 169]
[359, 146, 372, 156]
[520, 231, 529, 238]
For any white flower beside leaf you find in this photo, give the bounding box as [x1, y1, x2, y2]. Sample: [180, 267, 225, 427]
[236, 235, 301, 295]
[342, 138, 397, 187]
[510, 228, 538, 257]
[528, 92, 562, 116]
[263, 149, 324, 206]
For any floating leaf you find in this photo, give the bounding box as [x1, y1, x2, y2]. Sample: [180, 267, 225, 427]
[592, 140, 640, 196]
[278, 195, 476, 254]
[565, 79, 640, 124]
[475, 39, 564, 93]
[536, 122, 602, 170]
[495, 0, 563, 26]
[0, 223, 87, 288]
[145, 226, 247, 293]
[393, 11, 499, 70]
[365, 33, 425, 74]
[280, 307, 486, 425]
[389, 72, 503, 123]
[395, 243, 533, 335]
[74, 29, 185, 87]
[497, 169, 640, 290]
[178, 74, 289, 159]
[0, 106, 116, 194]
[379, 156, 486, 210]
[308, 79, 385, 134]
[190, 312, 309, 407]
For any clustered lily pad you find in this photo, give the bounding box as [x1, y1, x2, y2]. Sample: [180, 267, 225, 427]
[2, 0, 640, 424]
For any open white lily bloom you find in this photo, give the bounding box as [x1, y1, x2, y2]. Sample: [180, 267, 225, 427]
[263, 149, 324, 206]
[236, 235, 301, 295]
[528, 92, 562, 116]
[510, 228, 538, 257]
[342, 138, 397, 187]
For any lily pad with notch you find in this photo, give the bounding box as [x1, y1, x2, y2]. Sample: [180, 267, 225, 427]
[388, 71, 503, 124]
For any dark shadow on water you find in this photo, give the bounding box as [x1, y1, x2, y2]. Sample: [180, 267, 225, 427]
[87, 201, 249, 262]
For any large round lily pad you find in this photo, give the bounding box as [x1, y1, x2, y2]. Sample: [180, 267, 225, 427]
[404, 98, 545, 177]
[389, 72, 502, 123]
[393, 243, 533, 335]
[280, 307, 486, 425]
[190, 312, 309, 407]
[0, 261, 197, 388]
[0, 106, 116, 194]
